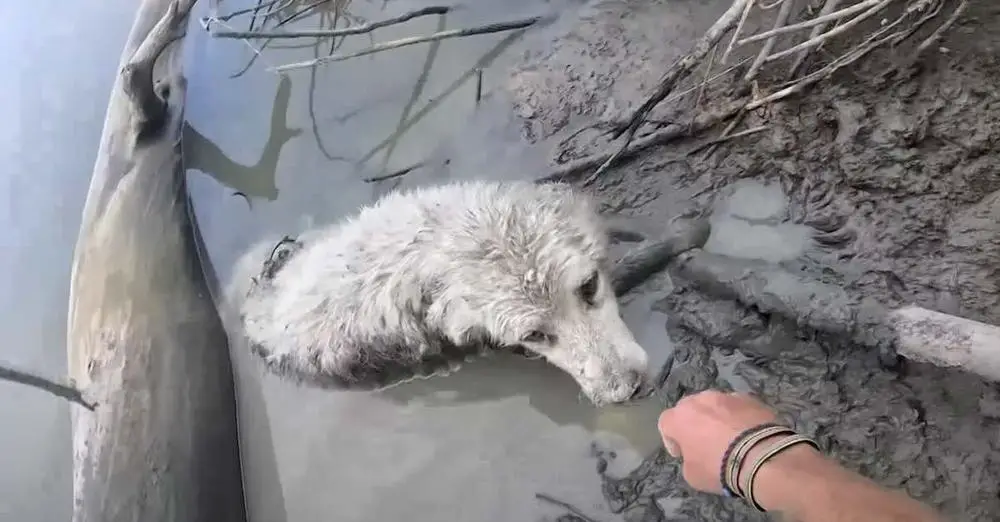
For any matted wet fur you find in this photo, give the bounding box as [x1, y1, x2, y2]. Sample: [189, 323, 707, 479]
[228, 180, 650, 405]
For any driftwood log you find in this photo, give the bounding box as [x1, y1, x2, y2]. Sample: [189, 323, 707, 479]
[65, 0, 246, 521]
[671, 249, 1000, 380]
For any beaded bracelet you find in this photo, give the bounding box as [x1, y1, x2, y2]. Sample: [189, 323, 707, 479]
[718, 422, 791, 498]
[744, 433, 821, 512]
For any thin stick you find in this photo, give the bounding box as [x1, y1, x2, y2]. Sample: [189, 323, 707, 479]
[747, 16, 903, 111]
[475, 68, 484, 104]
[735, 0, 886, 47]
[0, 362, 96, 410]
[915, 0, 966, 55]
[689, 43, 719, 132]
[762, 0, 891, 64]
[277, 0, 333, 26]
[787, 0, 841, 78]
[226, 0, 332, 78]
[591, 0, 749, 183]
[213, 5, 451, 39]
[271, 16, 542, 72]
[202, 0, 284, 26]
[535, 493, 603, 522]
[535, 99, 746, 185]
[363, 161, 426, 183]
[721, 0, 756, 64]
[745, 0, 796, 81]
[686, 124, 769, 155]
[701, 108, 747, 160]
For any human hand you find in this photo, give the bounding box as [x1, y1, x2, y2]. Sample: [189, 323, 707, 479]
[657, 389, 780, 494]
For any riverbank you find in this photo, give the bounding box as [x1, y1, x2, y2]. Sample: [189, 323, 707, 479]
[55, 0, 997, 520]
[489, 0, 1000, 519]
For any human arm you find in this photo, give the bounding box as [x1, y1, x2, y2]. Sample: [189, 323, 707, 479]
[657, 390, 946, 522]
[742, 432, 943, 521]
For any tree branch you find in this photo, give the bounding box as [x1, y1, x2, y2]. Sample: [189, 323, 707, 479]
[270, 16, 543, 72]
[121, 0, 195, 143]
[212, 5, 451, 39]
[0, 361, 96, 410]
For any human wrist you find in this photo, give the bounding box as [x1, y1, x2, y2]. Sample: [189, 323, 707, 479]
[738, 435, 829, 515]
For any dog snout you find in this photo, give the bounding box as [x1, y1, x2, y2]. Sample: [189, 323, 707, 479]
[614, 369, 646, 400]
[629, 372, 655, 399]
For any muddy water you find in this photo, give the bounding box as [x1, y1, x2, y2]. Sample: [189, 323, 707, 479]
[0, 2, 138, 519]
[185, 1, 674, 521]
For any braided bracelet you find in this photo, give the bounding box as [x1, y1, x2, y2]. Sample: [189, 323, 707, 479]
[744, 433, 821, 512]
[718, 422, 791, 498]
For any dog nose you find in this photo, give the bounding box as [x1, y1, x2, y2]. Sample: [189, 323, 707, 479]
[626, 370, 651, 399]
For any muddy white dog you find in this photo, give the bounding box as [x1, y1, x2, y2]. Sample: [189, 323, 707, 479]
[231, 180, 651, 405]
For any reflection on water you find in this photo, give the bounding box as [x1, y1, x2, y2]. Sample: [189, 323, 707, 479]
[185, 74, 301, 202]
[186, 1, 674, 521]
[378, 350, 668, 455]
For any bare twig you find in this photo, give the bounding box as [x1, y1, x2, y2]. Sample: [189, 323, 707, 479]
[721, 0, 755, 64]
[686, 124, 769, 155]
[228, 0, 337, 78]
[762, 0, 891, 64]
[475, 68, 484, 104]
[890, 0, 944, 47]
[700, 108, 746, 160]
[736, 0, 886, 46]
[212, 5, 451, 39]
[270, 16, 543, 72]
[746, 10, 907, 111]
[689, 43, 719, 132]
[0, 362, 96, 410]
[915, 0, 966, 54]
[535, 99, 746, 185]
[278, 0, 334, 26]
[201, 0, 284, 27]
[363, 161, 426, 183]
[535, 493, 604, 522]
[590, 0, 749, 183]
[787, 0, 841, 78]
[745, 0, 796, 81]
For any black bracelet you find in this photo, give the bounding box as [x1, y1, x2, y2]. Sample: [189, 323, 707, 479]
[719, 422, 784, 498]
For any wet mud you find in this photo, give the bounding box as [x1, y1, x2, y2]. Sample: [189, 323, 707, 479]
[500, 0, 1000, 520]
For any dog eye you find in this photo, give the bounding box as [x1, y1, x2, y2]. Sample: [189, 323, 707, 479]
[578, 271, 600, 305]
[521, 330, 549, 344]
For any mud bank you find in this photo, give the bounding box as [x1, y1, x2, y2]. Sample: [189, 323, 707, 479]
[495, 0, 1000, 520]
[65, 0, 246, 520]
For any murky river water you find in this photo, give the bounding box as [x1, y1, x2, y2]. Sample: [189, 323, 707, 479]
[186, 1, 671, 521]
[0, 0, 818, 519]
[0, 2, 138, 519]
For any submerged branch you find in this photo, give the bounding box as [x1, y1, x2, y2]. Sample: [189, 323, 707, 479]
[363, 161, 426, 183]
[535, 493, 604, 522]
[270, 16, 543, 72]
[0, 362, 96, 410]
[212, 5, 451, 39]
